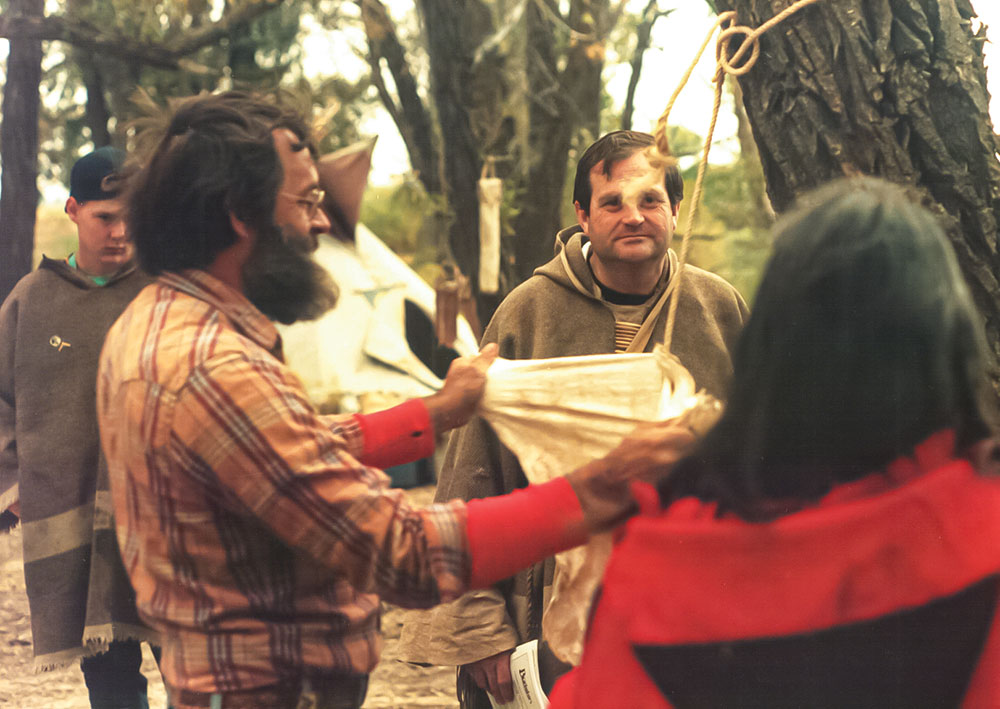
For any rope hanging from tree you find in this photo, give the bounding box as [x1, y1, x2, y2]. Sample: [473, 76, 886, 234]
[454, 1, 828, 667]
[653, 0, 824, 353]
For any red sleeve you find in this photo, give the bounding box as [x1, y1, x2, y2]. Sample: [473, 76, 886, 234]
[353, 399, 436, 469]
[547, 666, 579, 708]
[465, 477, 587, 588]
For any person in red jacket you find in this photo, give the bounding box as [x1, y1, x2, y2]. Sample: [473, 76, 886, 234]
[550, 176, 1000, 708]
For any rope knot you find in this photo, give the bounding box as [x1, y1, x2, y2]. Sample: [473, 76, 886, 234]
[716, 11, 761, 78]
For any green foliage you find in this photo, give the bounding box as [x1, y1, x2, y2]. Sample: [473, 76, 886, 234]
[665, 125, 702, 159]
[361, 178, 431, 257]
[357, 173, 531, 289]
[20, 0, 773, 306]
[680, 157, 772, 304]
[35, 0, 308, 191]
[29, 0, 390, 201]
[234, 1, 307, 81]
[308, 77, 378, 154]
[360, 177, 449, 283]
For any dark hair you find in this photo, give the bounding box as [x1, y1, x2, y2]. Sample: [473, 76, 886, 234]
[127, 91, 312, 275]
[573, 130, 684, 214]
[664, 177, 994, 519]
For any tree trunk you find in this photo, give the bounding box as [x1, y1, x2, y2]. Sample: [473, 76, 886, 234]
[622, 1, 669, 131]
[728, 76, 774, 225]
[415, 0, 610, 323]
[508, 0, 607, 285]
[716, 0, 1000, 390]
[79, 53, 113, 147]
[417, 0, 494, 322]
[67, 0, 111, 148]
[360, 0, 442, 196]
[0, 0, 44, 303]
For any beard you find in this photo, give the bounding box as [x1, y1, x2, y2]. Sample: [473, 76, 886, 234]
[242, 221, 339, 325]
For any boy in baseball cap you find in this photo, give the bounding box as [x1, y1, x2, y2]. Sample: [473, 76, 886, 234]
[1, 147, 162, 707]
[65, 145, 132, 284]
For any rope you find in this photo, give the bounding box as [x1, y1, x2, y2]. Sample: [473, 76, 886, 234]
[655, 0, 824, 352]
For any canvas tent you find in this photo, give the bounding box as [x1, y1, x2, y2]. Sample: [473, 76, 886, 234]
[279, 223, 480, 414]
[277, 138, 479, 485]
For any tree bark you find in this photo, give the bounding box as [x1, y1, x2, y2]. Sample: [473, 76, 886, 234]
[411, 0, 610, 322]
[417, 0, 495, 321]
[67, 0, 112, 148]
[508, 0, 608, 285]
[716, 0, 1000, 389]
[0, 0, 44, 303]
[78, 53, 113, 147]
[728, 76, 774, 224]
[360, 0, 442, 196]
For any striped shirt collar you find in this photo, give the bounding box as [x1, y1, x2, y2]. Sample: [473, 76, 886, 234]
[157, 269, 282, 358]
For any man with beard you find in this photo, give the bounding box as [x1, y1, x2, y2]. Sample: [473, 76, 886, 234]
[96, 92, 696, 709]
[0, 148, 164, 708]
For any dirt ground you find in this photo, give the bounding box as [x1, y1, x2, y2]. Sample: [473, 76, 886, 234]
[0, 486, 458, 709]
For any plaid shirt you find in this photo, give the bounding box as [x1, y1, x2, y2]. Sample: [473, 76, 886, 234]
[97, 270, 469, 693]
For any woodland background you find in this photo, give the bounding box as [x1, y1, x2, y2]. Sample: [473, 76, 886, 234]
[1, 2, 999, 705]
[0, 0, 849, 319]
[2, 1, 996, 341]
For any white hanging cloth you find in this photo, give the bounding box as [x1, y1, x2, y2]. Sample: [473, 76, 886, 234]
[478, 159, 503, 295]
[478, 347, 720, 664]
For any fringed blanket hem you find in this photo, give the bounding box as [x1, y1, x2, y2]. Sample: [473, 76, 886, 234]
[33, 623, 159, 672]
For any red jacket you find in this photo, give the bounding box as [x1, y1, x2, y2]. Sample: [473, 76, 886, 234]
[549, 432, 1000, 708]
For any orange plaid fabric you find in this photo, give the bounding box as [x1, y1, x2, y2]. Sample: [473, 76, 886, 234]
[97, 270, 469, 693]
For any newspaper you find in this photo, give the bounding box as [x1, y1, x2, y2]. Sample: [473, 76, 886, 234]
[487, 640, 549, 709]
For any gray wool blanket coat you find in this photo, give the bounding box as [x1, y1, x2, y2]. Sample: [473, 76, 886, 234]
[399, 227, 747, 700]
[0, 257, 155, 669]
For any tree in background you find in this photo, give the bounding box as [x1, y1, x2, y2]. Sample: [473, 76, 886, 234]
[713, 0, 1000, 390]
[1, 0, 777, 320]
[0, 0, 297, 301]
[36, 0, 306, 180]
[0, 0, 44, 301]
[359, 0, 618, 322]
[620, 0, 673, 131]
[362, 0, 786, 319]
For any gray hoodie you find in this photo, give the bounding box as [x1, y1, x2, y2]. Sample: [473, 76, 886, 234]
[401, 227, 747, 706]
[486, 225, 746, 395]
[399, 226, 747, 700]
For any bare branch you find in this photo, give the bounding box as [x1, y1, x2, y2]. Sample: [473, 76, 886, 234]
[171, 0, 282, 56]
[366, 52, 403, 127]
[357, 0, 441, 193]
[0, 1, 281, 71]
[621, 1, 672, 130]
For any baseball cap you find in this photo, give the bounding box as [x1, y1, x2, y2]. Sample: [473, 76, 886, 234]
[69, 146, 126, 202]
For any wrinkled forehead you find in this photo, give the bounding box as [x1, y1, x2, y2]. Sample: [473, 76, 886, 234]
[271, 127, 319, 195]
[590, 151, 667, 203]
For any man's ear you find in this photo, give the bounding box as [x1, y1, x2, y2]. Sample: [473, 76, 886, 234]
[574, 200, 589, 233]
[228, 212, 253, 243]
[671, 201, 681, 217]
[65, 196, 81, 223]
